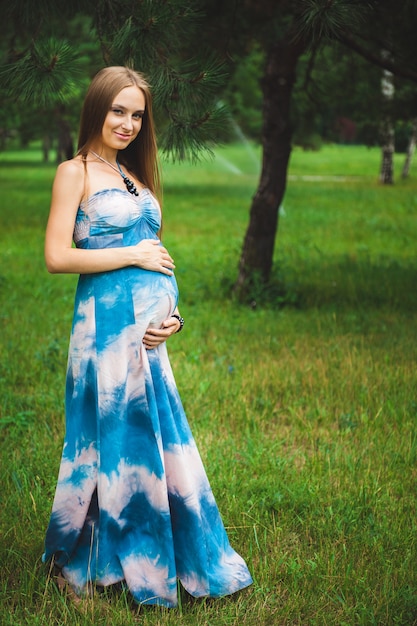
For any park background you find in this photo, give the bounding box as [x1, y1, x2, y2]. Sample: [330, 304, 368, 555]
[1, 2, 417, 625]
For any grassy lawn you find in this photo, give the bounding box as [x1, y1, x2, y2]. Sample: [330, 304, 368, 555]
[0, 143, 416, 625]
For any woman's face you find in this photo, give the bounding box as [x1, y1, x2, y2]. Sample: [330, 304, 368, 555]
[101, 85, 146, 151]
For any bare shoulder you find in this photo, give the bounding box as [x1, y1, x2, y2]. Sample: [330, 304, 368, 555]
[52, 157, 85, 198]
[55, 156, 85, 180]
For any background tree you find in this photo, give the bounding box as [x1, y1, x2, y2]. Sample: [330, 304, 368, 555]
[402, 118, 417, 179]
[195, 0, 378, 299]
[228, 0, 417, 298]
[224, 46, 264, 141]
[0, 3, 102, 159]
[379, 56, 395, 184]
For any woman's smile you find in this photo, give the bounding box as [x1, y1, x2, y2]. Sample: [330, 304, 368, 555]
[101, 85, 146, 150]
[114, 131, 133, 141]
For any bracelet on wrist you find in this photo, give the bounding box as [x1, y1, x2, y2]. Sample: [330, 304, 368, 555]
[171, 314, 184, 333]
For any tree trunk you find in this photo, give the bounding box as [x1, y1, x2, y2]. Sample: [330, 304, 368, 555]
[56, 120, 74, 163]
[42, 134, 51, 162]
[379, 121, 395, 184]
[55, 107, 74, 163]
[402, 117, 417, 178]
[233, 39, 304, 300]
[379, 55, 395, 184]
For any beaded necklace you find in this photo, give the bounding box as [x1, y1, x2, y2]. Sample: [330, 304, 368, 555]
[90, 151, 139, 196]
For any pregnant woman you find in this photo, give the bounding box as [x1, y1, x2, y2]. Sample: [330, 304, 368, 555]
[42, 66, 252, 608]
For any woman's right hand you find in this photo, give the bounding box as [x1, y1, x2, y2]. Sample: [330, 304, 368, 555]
[133, 239, 175, 275]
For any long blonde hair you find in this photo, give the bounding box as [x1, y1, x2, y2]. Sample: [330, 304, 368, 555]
[77, 66, 161, 198]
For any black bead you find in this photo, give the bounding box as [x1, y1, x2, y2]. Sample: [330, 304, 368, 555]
[122, 176, 139, 196]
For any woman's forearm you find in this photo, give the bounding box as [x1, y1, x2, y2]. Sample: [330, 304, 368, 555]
[45, 245, 137, 275]
[45, 239, 175, 276]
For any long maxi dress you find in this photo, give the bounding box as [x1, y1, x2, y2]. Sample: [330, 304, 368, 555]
[42, 187, 253, 607]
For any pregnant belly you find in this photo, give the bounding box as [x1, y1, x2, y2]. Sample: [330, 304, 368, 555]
[75, 267, 179, 346]
[129, 268, 179, 329]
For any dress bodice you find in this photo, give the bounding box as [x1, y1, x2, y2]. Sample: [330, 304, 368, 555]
[73, 188, 161, 248]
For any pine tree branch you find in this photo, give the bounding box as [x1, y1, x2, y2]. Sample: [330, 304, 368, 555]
[0, 38, 82, 105]
[339, 30, 417, 83]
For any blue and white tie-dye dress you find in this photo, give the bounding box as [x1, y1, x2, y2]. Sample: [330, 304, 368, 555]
[42, 188, 252, 607]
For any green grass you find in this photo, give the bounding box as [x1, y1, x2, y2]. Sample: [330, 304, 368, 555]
[1, 143, 417, 625]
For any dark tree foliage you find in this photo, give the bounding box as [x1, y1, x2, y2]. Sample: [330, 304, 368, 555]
[0, 0, 230, 161]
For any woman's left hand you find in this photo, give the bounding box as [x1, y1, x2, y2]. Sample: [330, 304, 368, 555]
[143, 317, 181, 350]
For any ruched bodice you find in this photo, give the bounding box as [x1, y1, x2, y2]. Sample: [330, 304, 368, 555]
[74, 188, 160, 245]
